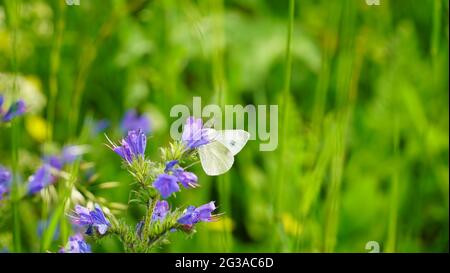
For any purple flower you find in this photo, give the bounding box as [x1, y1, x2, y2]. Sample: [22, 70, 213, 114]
[0, 165, 11, 185]
[43, 155, 64, 171]
[0, 95, 4, 114]
[27, 165, 54, 194]
[181, 117, 210, 149]
[90, 204, 111, 235]
[109, 129, 147, 163]
[70, 204, 111, 235]
[177, 206, 197, 225]
[164, 160, 179, 173]
[2, 99, 26, 122]
[121, 109, 151, 134]
[0, 166, 10, 200]
[0, 185, 8, 201]
[59, 233, 91, 253]
[152, 200, 170, 222]
[71, 205, 92, 226]
[174, 169, 198, 189]
[164, 160, 199, 189]
[27, 157, 64, 195]
[153, 173, 180, 198]
[177, 201, 217, 226]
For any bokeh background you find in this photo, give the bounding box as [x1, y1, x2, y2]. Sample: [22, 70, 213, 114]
[0, 0, 448, 252]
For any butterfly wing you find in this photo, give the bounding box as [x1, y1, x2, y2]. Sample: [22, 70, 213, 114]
[216, 130, 250, 156]
[198, 141, 234, 176]
[203, 128, 219, 141]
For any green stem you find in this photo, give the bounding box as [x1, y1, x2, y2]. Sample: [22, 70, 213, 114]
[386, 116, 400, 252]
[41, 161, 80, 252]
[273, 0, 295, 251]
[323, 121, 344, 252]
[312, 0, 341, 132]
[147, 228, 171, 251]
[6, 0, 22, 253]
[47, 0, 66, 141]
[322, 0, 356, 252]
[210, 0, 232, 252]
[109, 225, 135, 252]
[11, 121, 21, 252]
[430, 0, 442, 59]
[143, 196, 159, 242]
[211, 0, 226, 108]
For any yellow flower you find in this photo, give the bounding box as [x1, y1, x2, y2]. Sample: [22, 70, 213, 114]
[282, 213, 303, 236]
[25, 115, 48, 142]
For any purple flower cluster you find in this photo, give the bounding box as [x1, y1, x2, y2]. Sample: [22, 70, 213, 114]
[109, 129, 147, 163]
[0, 95, 26, 122]
[0, 165, 12, 201]
[27, 145, 85, 194]
[70, 204, 111, 235]
[181, 117, 211, 150]
[59, 233, 91, 253]
[147, 199, 217, 229]
[121, 109, 151, 134]
[107, 116, 219, 240]
[152, 118, 217, 229]
[153, 160, 198, 198]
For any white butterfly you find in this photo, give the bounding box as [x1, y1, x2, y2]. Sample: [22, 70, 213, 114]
[198, 129, 250, 176]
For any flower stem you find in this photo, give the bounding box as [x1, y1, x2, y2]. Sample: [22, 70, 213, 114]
[143, 196, 159, 244]
[47, 0, 66, 141]
[273, 0, 295, 251]
[5, 0, 22, 253]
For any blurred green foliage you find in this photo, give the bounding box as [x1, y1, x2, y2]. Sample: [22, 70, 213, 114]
[0, 0, 448, 252]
